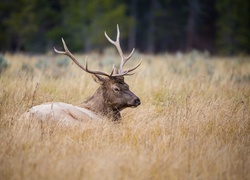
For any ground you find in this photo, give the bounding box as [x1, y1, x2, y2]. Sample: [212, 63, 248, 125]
[0, 52, 249, 179]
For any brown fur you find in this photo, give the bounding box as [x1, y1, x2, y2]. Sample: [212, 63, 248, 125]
[80, 75, 140, 121]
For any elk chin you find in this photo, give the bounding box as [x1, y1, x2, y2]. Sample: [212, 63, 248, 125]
[113, 103, 138, 111]
[130, 104, 140, 108]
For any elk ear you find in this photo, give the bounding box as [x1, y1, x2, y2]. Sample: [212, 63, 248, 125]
[91, 74, 106, 85]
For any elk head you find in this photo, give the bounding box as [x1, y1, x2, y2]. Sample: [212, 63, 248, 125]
[54, 25, 141, 121]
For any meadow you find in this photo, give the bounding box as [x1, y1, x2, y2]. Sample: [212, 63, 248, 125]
[0, 51, 249, 180]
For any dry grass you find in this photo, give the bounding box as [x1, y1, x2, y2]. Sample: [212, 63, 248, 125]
[0, 52, 250, 180]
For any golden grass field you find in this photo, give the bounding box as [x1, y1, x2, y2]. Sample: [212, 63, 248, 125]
[0, 52, 250, 180]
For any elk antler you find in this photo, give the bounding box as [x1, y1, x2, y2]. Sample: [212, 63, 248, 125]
[54, 38, 111, 77]
[105, 24, 142, 76]
[54, 25, 141, 78]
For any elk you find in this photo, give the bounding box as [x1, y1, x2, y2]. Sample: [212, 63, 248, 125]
[21, 25, 141, 124]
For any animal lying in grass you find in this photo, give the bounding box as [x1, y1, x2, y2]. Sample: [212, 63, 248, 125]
[21, 25, 141, 124]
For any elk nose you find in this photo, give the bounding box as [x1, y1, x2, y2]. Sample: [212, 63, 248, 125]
[134, 98, 141, 106]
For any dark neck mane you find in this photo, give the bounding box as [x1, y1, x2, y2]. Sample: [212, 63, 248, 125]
[79, 87, 121, 121]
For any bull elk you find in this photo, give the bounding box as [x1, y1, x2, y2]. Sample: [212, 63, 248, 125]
[21, 25, 141, 124]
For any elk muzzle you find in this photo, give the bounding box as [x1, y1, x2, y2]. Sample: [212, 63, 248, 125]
[134, 97, 141, 106]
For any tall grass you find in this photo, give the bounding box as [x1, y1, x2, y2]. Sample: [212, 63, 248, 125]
[0, 52, 249, 180]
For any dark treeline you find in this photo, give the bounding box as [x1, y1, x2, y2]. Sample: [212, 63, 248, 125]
[0, 0, 249, 55]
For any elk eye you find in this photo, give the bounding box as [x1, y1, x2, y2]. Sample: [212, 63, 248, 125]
[113, 87, 120, 92]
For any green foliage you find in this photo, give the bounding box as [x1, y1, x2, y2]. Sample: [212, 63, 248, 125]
[59, 0, 132, 51]
[216, 0, 250, 55]
[0, 0, 249, 54]
[1, 0, 38, 51]
[0, 54, 9, 73]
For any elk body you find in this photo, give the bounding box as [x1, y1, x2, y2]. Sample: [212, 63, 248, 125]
[21, 25, 141, 124]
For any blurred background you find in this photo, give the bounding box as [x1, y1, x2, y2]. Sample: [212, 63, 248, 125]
[0, 0, 249, 55]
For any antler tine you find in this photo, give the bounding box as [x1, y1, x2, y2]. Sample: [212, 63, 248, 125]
[54, 38, 110, 77]
[105, 25, 141, 76]
[104, 25, 123, 65]
[109, 59, 141, 77]
[105, 24, 138, 75]
[126, 59, 142, 73]
[54, 38, 87, 72]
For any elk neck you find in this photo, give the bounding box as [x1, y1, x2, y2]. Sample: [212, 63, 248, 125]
[79, 86, 121, 121]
